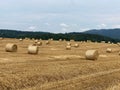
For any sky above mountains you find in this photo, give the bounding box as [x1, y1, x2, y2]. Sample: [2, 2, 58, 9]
[0, 0, 120, 33]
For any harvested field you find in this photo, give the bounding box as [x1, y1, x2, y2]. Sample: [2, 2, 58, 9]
[0, 38, 119, 90]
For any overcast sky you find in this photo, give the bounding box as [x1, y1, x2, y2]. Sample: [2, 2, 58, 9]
[0, 0, 120, 33]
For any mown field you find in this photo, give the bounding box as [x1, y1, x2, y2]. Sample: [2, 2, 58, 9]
[0, 38, 120, 90]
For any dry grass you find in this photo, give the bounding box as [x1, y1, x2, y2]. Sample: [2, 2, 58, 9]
[0, 38, 119, 90]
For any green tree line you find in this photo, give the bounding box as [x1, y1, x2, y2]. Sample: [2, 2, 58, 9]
[0, 29, 119, 43]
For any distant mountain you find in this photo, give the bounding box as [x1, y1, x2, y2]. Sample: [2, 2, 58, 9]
[84, 28, 120, 39]
[0, 29, 119, 43]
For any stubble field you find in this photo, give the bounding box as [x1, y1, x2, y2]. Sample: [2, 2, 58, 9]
[0, 38, 120, 90]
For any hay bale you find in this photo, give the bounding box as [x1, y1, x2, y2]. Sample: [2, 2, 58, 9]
[74, 43, 79, 48]
[85, 50, 99, 60]
[66, 45, 71, 50]
[67, 42, 71, 46]
[19, 38, 23, 41]
[37, 42, 42, 46]
[106, 48, 112, 53]
[28, 45, 39, 54]
[50, 38, 53, 41]
[87, 40, 91, 43]
[46, 41, 50, 45]
[32, 38, 35, 40]
[35, 40, 38, 43]
[108, 41, 111, 44]
[39, 38, 42, 41]
[70, 39, 74, 42]
[101, 41, 105, 43]
[83, 41, 86, 43]
[25, 37, 29, 40]
[59, 39, 62, 42]
[0, 37, 3, 40]
[63, 39, 66, 41]
[5, 43, 17, 52]
[117, 43, 120, 47]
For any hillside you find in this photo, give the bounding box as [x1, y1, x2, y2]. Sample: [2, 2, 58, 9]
[0, 29, 119, 43]
[84, 28, 120, 39]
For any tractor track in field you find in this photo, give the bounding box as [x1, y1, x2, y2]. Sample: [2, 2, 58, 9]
[39, 68, 120, 90]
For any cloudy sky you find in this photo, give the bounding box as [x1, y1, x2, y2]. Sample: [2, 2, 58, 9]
[0, 0, 120, 33]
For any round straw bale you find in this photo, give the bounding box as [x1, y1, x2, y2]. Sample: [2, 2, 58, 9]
[28, 45, 39, 54]
[74, 43, 79, 48]
[95, 41, 98, 43]
[37, 42, 42, 46]
[25, 37, 29, 40]
[66, 45, 71, 50]
[70, 39, 74, 42]
[59, 39, 62, 41]
[87, 40, 91, 43]
[63, 39, 66, 41]
[50, 38, 53, 41]
[85, 50, 99, 60]
[39, 38, 42, 41]
[106, 48, 112, 53]
[5, 43, 17, 52]
[32, 38, 35, 40]
[35, 40, 38, 43]
[101, 41, 105, 43]
[108, 41, 111, 44]
[46, 41, 50, 45]
[0, 37, 4, 40]
[19, 38, 23, 41]
[67, 42, 71, 46]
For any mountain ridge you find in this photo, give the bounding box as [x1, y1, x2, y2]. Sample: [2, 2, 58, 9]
[84, 28, 120, 39]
